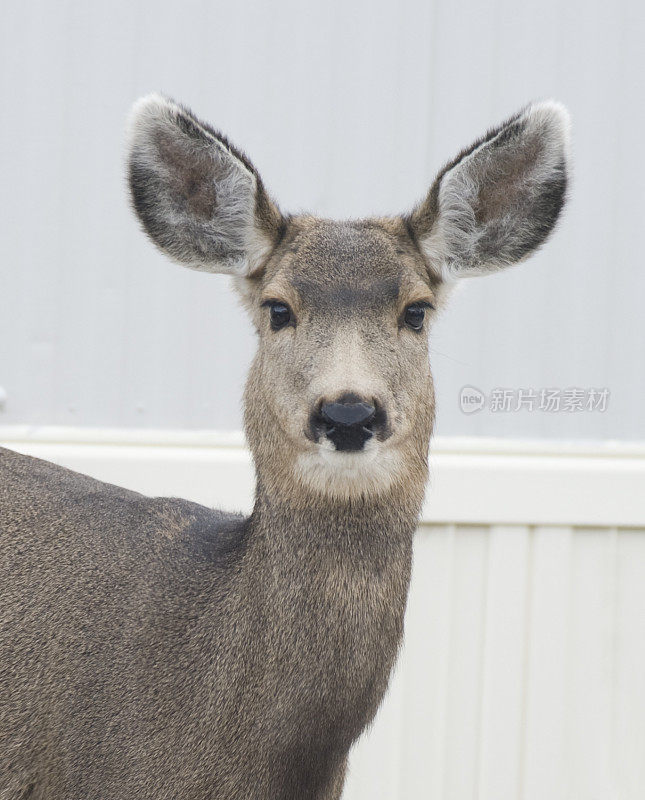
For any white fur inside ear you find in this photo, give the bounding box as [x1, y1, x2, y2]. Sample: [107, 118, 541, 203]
[127, 93, 274, 276]
[419, 100, 571, 282]
[525, 100, 572, 161]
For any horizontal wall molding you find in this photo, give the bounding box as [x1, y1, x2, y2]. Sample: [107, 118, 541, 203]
[1, 426, 643, 527]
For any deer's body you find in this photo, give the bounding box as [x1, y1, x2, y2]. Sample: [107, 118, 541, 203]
[0, 445, 421, 798]
[0, 96, 569, 798]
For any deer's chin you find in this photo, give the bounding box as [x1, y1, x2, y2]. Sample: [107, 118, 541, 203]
[294, 438, 403, 499]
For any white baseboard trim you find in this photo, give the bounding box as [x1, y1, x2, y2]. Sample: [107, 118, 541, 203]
[1, 427, 643, 527]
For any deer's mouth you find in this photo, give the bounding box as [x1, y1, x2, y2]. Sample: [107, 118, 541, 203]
[294, 438, 403, 498]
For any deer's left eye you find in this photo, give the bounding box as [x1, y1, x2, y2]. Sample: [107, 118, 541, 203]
[403, 303, 428, 331]
[267, 301, 293, 331]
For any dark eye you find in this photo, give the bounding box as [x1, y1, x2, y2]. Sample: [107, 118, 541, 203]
[403, 303, 427, 331]
[268, 301, 292, 331]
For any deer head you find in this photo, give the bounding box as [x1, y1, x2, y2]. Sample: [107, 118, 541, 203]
[128, 95, 569, 501]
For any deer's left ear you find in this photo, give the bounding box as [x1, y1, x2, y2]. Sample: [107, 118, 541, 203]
[408, 101, 571, 280]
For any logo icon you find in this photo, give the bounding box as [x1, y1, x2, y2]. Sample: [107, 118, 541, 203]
[459, 385, 485, 414]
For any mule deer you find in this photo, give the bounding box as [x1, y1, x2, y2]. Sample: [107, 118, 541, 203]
[0, 95, 569, 799]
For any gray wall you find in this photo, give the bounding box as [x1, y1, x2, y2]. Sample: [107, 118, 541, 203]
[1, 0, 643, 440]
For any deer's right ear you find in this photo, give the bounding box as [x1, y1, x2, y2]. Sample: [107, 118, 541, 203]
[127, 94, 284, 276]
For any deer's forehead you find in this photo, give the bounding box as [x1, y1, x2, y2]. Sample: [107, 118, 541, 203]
[265, 219, 425, 311]
[291, 275, 400, 313]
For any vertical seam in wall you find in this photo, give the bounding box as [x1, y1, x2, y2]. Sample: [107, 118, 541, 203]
[438, 523, 457, 800]
[517, 523, 535, 800]
[563, 524, 576, 800]
[608, 526, 620, 797]
[473, 524, 491, 800]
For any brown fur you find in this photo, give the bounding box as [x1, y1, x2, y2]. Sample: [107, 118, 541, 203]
[0, 444, 422, 799]
[0, 95, 569, 799]
[0, 216, 434, 800]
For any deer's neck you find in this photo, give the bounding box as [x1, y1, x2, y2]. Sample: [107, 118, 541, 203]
[250, 480, 421, 567]
[245, 477, 424, 741]
[241, 477, 422, 762]
[247, 456, 427, 619]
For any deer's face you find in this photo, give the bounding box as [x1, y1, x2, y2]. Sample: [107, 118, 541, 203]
[128, 95, 569, 499]
[241, 217, 436, 497]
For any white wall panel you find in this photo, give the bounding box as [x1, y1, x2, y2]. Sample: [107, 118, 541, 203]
[0, 0, 643, 440]
[522, 526, 572, 800]
[477, 526, 529, 800]
[346, 524, 645, 800]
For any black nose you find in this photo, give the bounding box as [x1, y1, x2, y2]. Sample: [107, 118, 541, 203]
[321, 400, 375, 428]
[311, 393, 383, 452]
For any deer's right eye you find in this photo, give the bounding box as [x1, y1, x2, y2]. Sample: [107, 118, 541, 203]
[267, 301, 292, 331]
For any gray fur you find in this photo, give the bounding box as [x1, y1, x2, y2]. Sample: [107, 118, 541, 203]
[408, 101, 570, 279]
[127, 94, 283, 276]
[0, 447, 416, 800]
[0, 97, 570, 799]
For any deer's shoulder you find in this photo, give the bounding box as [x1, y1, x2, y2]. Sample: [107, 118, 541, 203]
[0, 446, 249, 570]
